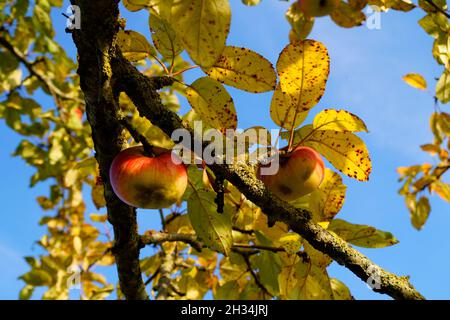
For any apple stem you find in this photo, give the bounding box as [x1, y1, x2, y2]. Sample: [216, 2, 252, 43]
[118, 115, 156, 156]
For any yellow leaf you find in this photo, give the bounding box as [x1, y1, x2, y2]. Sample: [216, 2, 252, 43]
[330, 1, 365, 28]
[292, 125, 372, 181]
[309, 169, 347, 221]
[91, 184, 106, 210]
[313, 109, 368, 132]
[171, 0, 231, 67]
[117, 30, 154, 62]
[186, 77, 237, 131]
[411, 196, 431, 230]
[279, 233, 302, 254]
[303, 240, 332, 268]
[330, 278, 353, 300]
[431, 181, 450, 202]
[402, 73, 427, 90]
[277, 40, 330, 113]
[328, 219, 399, 248]
[149, 13, 183, 60]
[123, 0, 173, 18]
[270, 84, 309, 130]
[203, 46, 276, 93]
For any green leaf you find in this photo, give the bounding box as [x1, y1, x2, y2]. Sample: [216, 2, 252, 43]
[171, 0, 231, 67]
[19, 285, 34, 300]
[328, 219, 399, 248]
[187, 190, 233, 255]
[411, 196, 431, 230]
[20, 269, 53, 286]
[254, 251, 282, 296]
[330, 278, 353, 300]
[436, 71, 450, 103]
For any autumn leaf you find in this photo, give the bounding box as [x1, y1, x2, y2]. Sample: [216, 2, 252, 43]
[171, 0, 231, 67]
[403, 73, 427, 90]
[203, 46, 277, 93]
[270, 84, 309, 130]
[328, 219, 399, 248]
[309, 168, 347, 221]
[149, 13, 183, 60]
[290, 124, 372, 181]
[186, 77, 237, 131]
[117, 30, 155, 62]
[313, 109, 368, 132]
[277, 40, 330, 114]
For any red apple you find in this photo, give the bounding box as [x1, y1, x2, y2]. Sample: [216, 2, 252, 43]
[109, 146, 187, 209]
[257, 146, 325, 202]
[298, 0, 339, 17]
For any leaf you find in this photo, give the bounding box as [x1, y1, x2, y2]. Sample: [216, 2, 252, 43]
[330, 278, 353, 300]
[294, 261, 334, 300]
[411, 196, 431, 230]
[242, 0, 261, 6]
[330, 1, 366, 28]
[19, 285, 34, 300]
[313, 109, 368, 132]
[254, 251, 282, 295]
[213, 281, 240, 299]
[149, 13, 183, 60]
[328, 219, 399, 248]
[291, 125, 372, 181]
[171, 0, 231, 67]
[279, 233, 302, 254]
[309, 169, 347, 221]
[403, 73, 427, 90]
[123, 0, 173, 18]
[203, 46, 277, 93]
[431, 180, 450, 202]
[91, 183, 106, 210]
[20, 269, 53, 286]
[270, 84, 309, 130]
[186, 77, 237, 131]
[286, 2, 315, 41]
[436, 71, 450, 103]
[188, 190, 233, 255]
[117, 30, 155, 62]
[277, 40, 330, 114]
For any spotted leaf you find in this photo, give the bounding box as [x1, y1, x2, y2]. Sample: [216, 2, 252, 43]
[186, 77, 237, 131]
[171, 0, 231, 68]
[203, 46, 276, 93]
[313, 109, 368, 132]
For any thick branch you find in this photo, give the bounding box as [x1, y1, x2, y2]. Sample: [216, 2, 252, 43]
[113, 58, 424, 300]
[69, 0, 147, 300]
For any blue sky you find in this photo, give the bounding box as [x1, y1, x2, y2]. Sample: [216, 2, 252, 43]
[0, 0, 449, 300]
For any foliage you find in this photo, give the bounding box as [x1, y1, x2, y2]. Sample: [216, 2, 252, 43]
[0, 0, 445, 300]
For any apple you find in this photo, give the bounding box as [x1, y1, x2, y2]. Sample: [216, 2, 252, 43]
[257, 146, 325, 202]
[297, 0, 339, 17]
[109, 146, 188, 209]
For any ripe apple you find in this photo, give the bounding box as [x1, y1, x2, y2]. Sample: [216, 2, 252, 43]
[297, 0, 339, 17]
[257, 146, 325, 202]
[109, 146, 188, 209]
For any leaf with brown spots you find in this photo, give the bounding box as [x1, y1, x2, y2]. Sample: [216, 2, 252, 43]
[186, 77, 237, 131]
[203, 46, 276, 93]
[309, 169, 347, 222]
[313, 109, 368, 132]
[276, 40, 330, 114]
[116, 30, 155, 62]
[290, 124, 372, 181]
[328, 219, 399, 248]
[149, 13, 183, 60]
[270, 84, 309, 130]
[171, 0, 231, 68]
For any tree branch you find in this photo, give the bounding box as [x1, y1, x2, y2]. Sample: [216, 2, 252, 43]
[112, 57, 425, 300]
[69, 0, 147, 300]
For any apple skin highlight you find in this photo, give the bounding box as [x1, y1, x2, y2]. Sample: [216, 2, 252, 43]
[257, 146, 325, 202]
[109, 146, 187, 209]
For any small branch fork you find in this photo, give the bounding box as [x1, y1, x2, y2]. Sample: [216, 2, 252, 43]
[70, 0, 425, 300]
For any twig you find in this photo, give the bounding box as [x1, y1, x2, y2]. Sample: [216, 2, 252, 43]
[424, 0, 450, 18]
[241, 252, 272, 299]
